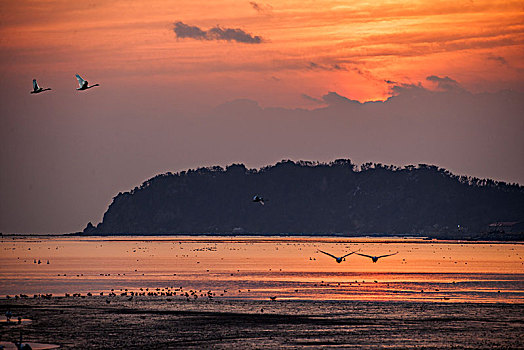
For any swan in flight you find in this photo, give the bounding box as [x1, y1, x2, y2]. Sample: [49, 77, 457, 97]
[76, 74, 99, 90]
[30, 79, 51, 94]
[252, 195, 266, 205]
[356, 251, 398, 263]
[318, 250, 358, 263]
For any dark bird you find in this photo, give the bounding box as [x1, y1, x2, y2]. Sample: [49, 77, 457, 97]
[318, 250, 358, 263]
[252, 195, 267, 205]
[356, 252, 399, 263]
[76, 74, 100, 90]
[30, 79, 51, 94]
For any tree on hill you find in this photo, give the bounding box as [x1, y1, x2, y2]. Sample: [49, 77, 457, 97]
[89, 160, 524, 236]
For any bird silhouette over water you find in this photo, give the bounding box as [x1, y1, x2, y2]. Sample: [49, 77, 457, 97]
[318, 250, 358, 263]
[76, 74, 99, 90]
[30, 79, 51, 94]
[356, 252, 398, 263]
[252, 195, 267, 205]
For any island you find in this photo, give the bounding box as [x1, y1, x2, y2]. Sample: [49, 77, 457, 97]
[79, 160, 524, 240]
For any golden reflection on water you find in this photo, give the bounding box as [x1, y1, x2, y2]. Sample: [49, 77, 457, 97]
[1, 236, 523, 303]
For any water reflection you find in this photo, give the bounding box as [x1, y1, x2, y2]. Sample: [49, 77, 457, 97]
[1, 236, 523, 303]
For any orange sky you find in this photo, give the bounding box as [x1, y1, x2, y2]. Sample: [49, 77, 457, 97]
[0, 0, 523, 233]
[1, 0, 523, 104]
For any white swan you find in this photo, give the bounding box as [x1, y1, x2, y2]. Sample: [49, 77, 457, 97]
[30, 79, 51, 94]
[76, 74, 99, 90]
[252, 195, 266, 205]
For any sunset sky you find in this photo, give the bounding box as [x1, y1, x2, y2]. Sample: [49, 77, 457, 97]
[1, 0, 523, 233]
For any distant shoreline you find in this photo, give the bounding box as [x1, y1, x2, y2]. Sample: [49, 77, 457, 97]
[1, 232, 523, 244]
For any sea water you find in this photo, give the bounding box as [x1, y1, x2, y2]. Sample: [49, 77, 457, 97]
[1, 236, 523, 303]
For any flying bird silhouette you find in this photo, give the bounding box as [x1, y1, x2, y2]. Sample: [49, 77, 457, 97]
[318, 250, 358, 263]
[30, 79, 51, 94]
[252, 195, 267, 205]
[76, 74, 100, 90]
[356, 252, 399, 263]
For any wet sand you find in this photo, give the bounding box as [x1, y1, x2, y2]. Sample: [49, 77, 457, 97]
[2, 237, 523, 348]
[1, 297, 522, 349]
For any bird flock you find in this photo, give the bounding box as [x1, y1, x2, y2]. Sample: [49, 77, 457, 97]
[30, 74, 99, 94]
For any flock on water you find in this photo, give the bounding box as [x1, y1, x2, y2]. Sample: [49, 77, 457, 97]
[30, 74, 99, 94]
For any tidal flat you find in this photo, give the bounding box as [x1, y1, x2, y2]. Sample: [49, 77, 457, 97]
[1, 297, 523, 349]
[1, 236, 523, 348]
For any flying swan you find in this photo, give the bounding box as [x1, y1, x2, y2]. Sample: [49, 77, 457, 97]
[356, 252, 399, 263]
[318, 250, 358, 263]
[76, 74, 99, 90]
[30, 79, 51, 94]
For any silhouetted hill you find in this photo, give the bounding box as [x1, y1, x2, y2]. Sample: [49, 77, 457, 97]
[84, 160, 524, 238]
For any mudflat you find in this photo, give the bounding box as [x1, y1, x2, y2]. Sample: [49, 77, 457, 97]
[1, 297, 522, 349]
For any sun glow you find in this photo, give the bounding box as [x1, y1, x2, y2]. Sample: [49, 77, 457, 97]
[1, 0, 522, 103]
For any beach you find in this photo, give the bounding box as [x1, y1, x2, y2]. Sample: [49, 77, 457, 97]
[1, 296, 523, 349]
[1, 236, 523, 348]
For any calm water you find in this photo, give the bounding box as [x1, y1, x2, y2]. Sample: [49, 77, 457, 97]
[1, 236, 523, 303]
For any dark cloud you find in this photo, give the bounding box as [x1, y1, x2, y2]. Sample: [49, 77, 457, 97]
[307, 62, 346, 71]
[487, 55, 507, 65]
[208, 26, 263, 43]
[389, 82, 425, 96]
[426, 75, 465, 92]
[207, 79, 523, 187]
[249, 2, 273, 14]
[250, 1, 262, 11]
[301, 94, 324, 104]
[173, 21, 263, 43]
[322, 91, 361, 106]
[173, 22, 207, 40]
[301, 92, 364, 106]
